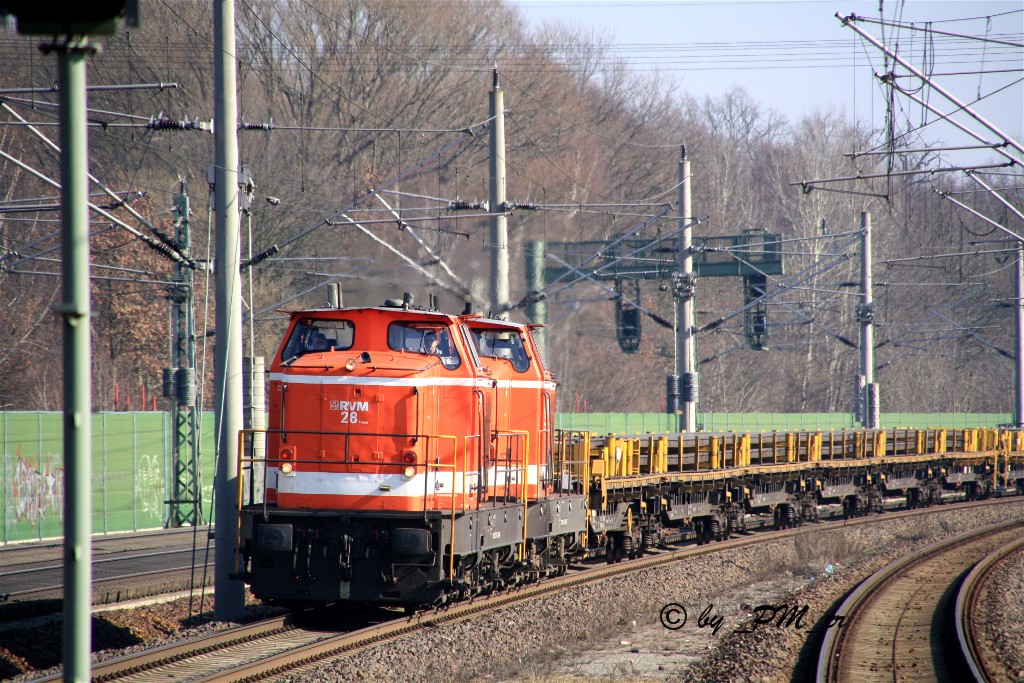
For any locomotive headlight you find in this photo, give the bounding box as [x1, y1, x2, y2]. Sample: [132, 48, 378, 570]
[403, 466, 416, 479]
[280, 447, 294, 474]
[344, 358, 359, 372]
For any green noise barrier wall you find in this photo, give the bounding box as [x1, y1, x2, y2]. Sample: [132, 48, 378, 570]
[1, 412, 216, 544]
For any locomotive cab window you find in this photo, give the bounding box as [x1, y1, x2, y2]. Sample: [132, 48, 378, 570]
[281, 318, 354, 360]
[468, 328, 530, 373]
[388, 322, 461, 370]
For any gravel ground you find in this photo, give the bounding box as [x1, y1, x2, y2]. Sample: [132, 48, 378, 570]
[1, 502, 1022, 683]
[976, 542, 1024, 681]
[295, 502, 1024, 683]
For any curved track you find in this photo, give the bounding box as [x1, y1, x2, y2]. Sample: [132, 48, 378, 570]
[815, 519, 1024, 683]
[956, 534, 1024, 682]
[25, 499, 1016, 683]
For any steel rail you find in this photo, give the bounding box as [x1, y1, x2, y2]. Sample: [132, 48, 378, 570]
[6, 563, 211, 599]
[0, 546, 202, 579]
[815, 519, 1024, 683]
[955, 534, 1024, 682]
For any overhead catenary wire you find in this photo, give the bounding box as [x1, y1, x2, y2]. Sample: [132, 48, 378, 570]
[259, 117, 494, 258]
[839, 13, 1024, 159]
[372, 192, 470, 295]
[844, 14, 1024, 49]
[935, 189, 1024, 243]
[1, 102, 195, 266]
[0, 146, 186, 264]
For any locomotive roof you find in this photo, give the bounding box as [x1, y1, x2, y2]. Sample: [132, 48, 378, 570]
[283, 306, 526, 327]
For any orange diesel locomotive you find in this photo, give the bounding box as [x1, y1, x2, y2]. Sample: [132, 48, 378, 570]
[238, 300, 587, 609]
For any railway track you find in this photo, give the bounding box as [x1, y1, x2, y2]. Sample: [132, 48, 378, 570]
[26, 498, 1017, 683]
[29, 614, 299, 683]
[814, 519, 1024, 682]
[0, 539, 215, 621]
[956, 533, 1024, 682]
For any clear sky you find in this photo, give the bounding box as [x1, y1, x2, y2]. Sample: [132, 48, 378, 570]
[515, 0, 1023, 164]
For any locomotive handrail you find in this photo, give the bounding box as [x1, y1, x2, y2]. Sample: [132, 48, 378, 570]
[234, 427, 465, 580]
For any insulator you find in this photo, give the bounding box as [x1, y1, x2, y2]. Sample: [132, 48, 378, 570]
[144, 236, 179, 261]
[241, 121, 274, 131]
[147, 115, 211, 132]
[148, 117, 181, 130]
[151, 228, 186, 253]
[177, 367, 197, 407]
[446, 200, 487, 212]
[681, 372, 699, 403]
[666, 375, 681, 413]
[241, 244, 280, 270]
[162, 368, 179, 398]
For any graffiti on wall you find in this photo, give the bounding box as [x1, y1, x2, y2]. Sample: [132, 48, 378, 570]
[10, 454, 65, 524]
[137, 453, 164, 518]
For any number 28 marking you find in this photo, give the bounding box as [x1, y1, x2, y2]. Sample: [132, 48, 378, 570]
[339, 411, 359, 424]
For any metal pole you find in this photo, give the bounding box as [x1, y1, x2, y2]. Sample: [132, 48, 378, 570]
[213, 0, 246, 621]
[891, 88, 1019, 167]
[169, 181, 200, 526]
[676, 147, 697, 431]
[858, 212, 878, 428]
[837, 13, 1024, 158]
[489, 68, 509, 319]
[55, 36, 94, 683]
[1016, 243, 1024, 428]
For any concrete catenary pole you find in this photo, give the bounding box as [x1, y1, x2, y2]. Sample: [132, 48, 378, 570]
[213, 0, 246, 621]
[525, 241, 547, 353]
[56, 36, 94, 683]
[1016, 243, 1024, 428]
[858, 211, 879, 428]
[676, 147, 698, 431]
[489, 68, 509, 319]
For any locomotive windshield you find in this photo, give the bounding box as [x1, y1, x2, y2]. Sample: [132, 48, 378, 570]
[281, 318, 354, 361]
[468, 328, 530, 373]
[387, 321, 461, 370]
